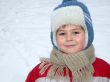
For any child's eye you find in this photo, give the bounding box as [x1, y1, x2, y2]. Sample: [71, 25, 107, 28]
[58, 33, 66, 35]
[72, 31, 80, 34]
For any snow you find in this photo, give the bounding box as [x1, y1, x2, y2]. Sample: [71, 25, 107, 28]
[0, 0, 110, 82]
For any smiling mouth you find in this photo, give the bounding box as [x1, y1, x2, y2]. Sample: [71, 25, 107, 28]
[65, 45, 76, 48]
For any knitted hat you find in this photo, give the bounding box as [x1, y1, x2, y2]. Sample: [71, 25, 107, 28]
[51, 0, 94, 49]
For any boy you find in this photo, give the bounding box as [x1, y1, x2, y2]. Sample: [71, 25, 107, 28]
[25, 0, 110, 82]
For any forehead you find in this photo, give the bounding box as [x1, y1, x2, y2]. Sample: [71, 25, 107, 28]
[57, 24, 83, 31]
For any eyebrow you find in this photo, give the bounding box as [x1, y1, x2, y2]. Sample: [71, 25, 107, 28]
[57, 28, 82, 32]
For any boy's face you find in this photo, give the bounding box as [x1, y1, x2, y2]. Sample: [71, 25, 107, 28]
[56, 24, 85, 54]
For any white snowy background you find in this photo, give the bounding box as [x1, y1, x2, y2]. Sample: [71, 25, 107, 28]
[0, 0, 110, 82]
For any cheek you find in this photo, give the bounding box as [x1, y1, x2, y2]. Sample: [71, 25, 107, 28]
[56, 36, 65, 46]
[78, 34, 85, 46]
[57, 37, 63, 45]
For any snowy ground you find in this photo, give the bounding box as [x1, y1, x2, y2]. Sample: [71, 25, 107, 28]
[0, 0, 110, 82]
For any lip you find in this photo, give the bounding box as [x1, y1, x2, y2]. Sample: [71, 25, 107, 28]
[64, 44, 76, 48]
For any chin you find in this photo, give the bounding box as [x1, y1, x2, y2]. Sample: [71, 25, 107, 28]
[63, 50, 77, 54]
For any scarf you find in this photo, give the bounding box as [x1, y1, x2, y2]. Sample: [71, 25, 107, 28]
[39, 45, 96, 82]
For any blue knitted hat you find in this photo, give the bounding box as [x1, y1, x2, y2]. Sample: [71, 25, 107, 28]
[51, 0, 94, 49]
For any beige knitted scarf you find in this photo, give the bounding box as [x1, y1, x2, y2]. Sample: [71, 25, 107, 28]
[39, 45, 96, 82]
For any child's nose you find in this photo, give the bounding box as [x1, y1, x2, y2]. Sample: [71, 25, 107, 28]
[66, 33, 73, 41]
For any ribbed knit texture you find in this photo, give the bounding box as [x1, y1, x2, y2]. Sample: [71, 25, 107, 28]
[39, 45, 96, 82]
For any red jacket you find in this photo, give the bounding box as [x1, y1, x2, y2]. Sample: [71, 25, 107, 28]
[26, 58, 110, 82]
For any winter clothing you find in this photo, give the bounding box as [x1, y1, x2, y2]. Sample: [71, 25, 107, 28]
[39, 45, 95, 82]
[51, 0, 94, 49]
[25, 55, 110, 82]
[25, 45, 110, 82]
